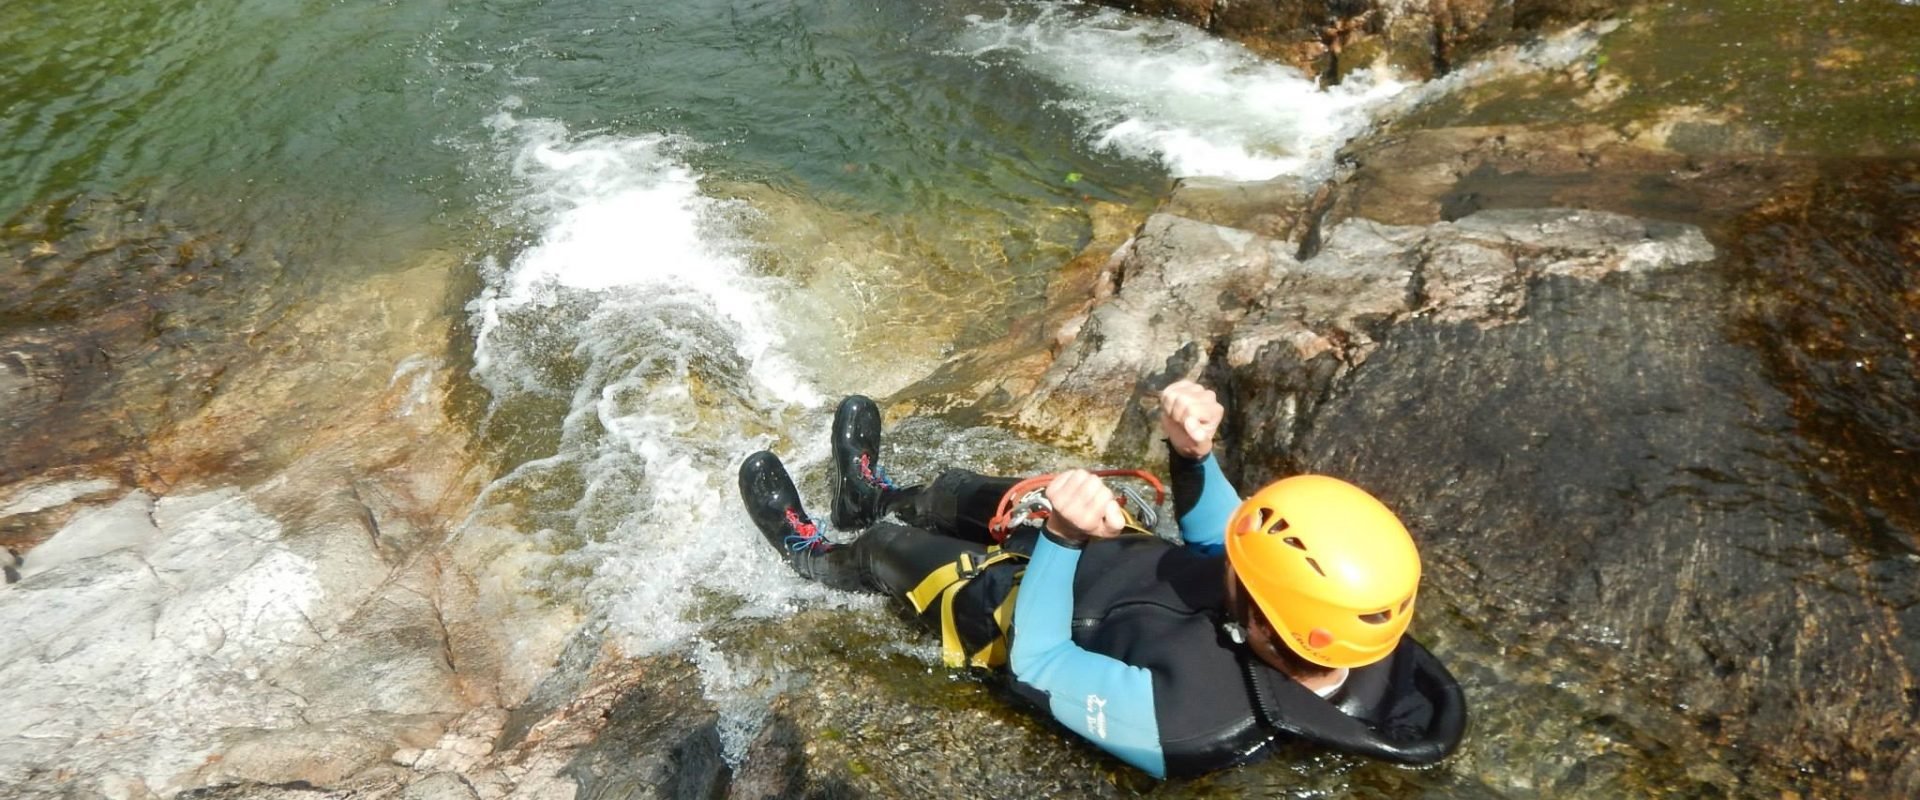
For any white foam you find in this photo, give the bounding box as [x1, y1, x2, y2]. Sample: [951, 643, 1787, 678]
[473, 112, 816, 405]
[958, 5, 1407, 182]
[689, 638, 785, 768]
[464, 112, 875, 659]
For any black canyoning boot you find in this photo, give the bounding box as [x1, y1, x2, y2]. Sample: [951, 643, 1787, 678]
[829, 395, 897, 530]
[740, 450, 835, 559]
[739, 450, 868, 591]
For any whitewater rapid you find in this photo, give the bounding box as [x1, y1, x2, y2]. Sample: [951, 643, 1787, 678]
[957, 4, 1409, 182]
[465, 110, 871, 659]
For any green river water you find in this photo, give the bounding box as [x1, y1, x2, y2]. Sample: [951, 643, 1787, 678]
[2, 0, 1165, 296]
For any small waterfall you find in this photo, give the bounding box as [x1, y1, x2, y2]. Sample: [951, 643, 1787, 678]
[956, 4, 1408, 182]
[451, 0, 1596, 771]
[464, 111, 872, 662]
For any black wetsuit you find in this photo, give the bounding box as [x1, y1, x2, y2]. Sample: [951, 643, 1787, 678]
[779, 452, 1466, 777]
[1021, 528, 1466, 775]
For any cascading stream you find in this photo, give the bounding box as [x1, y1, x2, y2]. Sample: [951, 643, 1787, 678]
[956, 5, 1409, 182]
[458, 1, 1423, 659]
[465, 111, 859, 656]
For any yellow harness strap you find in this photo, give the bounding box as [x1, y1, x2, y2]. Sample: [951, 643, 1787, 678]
[903, 547, 1028, 668]
[971, 582, 1021, 667]
[903, 523, 1157, 668]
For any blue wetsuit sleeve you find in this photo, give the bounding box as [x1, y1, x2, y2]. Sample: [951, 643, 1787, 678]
[1171, 451, 1239, 556]
[1010, 536, 1167, 778]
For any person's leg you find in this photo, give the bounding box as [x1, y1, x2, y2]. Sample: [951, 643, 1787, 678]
[743, 450, 1027, 664]
[739, 450, 869, 592]
[853, 522, 1024, 662]
[889, 469, 1019, 545]
[829, 395, 1019, 544]
[849, 522, 984, 596]
[737, 448, 998, 587]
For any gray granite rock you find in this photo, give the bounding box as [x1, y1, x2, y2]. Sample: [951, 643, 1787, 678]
[894, 156, 1916, 796]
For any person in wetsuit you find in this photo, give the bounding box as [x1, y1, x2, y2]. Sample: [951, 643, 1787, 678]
[736, 380, 1466, 778]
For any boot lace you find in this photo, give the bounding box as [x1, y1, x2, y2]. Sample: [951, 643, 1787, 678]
[858, 453, 897, 489]
[783, 508, 830, 553]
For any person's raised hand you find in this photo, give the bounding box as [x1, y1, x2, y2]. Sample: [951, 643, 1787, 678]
[1044, 469, 1126, 545]
[1159, 380, 1222, 459]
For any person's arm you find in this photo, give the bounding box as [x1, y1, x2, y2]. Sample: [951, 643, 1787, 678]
[1010, 532, 1167, 778]
[1159, 380, 1236, 555]
[1169, 449, 1238, 555]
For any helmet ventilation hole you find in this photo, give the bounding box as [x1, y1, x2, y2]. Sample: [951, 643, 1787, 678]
[1305, 557, 1326, 577]
[1282, 535, 1306, 550]
[1359, 610, 1391, 625]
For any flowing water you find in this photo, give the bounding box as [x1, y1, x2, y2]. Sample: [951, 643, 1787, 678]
[4, 0, 1425, 787]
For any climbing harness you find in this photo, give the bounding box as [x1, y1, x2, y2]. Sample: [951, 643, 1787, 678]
[905, 470, 1169, 669]
[987, 470, 1167, 542]
[905, 546, 1029, 668]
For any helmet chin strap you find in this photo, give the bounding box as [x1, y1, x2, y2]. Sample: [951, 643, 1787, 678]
[1221, 566, 1254, 646]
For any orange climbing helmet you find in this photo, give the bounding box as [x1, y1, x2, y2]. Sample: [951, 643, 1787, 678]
[1225, 475, 1421, 670]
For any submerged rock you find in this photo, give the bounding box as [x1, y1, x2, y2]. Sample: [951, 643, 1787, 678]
[0, 195, 288, 494]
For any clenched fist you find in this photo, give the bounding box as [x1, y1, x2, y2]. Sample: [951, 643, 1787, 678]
[1044, 469, 1127, 544]
[1159, 380, 1222, 459]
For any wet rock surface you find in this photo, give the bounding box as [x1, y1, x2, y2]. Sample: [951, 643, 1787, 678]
[1294, 247, 1917, 795]
[889, 18, 1918, 793]
[1, 196, 288, 490]
[1725, 161, 1920, 554]
[905, 203, 1715, 463]
[0, 194, 571, 800]
[1321, 123, 1807, 230]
